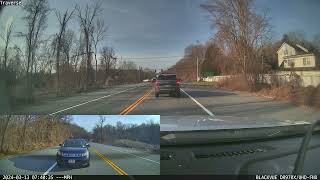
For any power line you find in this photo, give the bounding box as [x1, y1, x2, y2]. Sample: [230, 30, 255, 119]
[120, 55, 183, 60]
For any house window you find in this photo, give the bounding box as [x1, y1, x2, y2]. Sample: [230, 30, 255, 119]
[303, 58, 310, 65]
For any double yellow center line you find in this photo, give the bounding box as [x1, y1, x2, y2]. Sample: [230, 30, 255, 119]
[119, 88, 153, 115]
[93, 88, 153, 175]
[92, 148, 128, 175]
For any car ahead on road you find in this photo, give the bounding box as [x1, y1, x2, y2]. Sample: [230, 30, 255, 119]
[151, 78, 156, 83]
[56, 139, 90, 168]
[155, 74, 181, 97]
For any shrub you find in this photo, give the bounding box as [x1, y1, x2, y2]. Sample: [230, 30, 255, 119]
[291, 86, 315, 106]
[217, 75, 250, 91]
[311, 85, 320, 108]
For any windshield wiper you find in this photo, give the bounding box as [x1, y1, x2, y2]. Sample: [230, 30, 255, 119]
[294, 119, 320, 174]
[237, 119, 320, 176]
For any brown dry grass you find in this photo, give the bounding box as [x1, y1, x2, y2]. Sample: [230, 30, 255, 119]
[217, 75, 320, 110]
[256, 85, 292, 101]
[112, 139, 160, 153]
[217, 75, 251, 91]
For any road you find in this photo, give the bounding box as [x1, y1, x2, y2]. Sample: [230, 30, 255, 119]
[14, 83, 320, 123]
[0, 142, 160, 175]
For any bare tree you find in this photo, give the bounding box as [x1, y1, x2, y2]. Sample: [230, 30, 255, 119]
[54, 8, 74, 95]
[119, 60, 137, 70]
[1, 17, 14, 72]
[92, 18, 108, 82]
[37, 36, 53, 74]
[312, 33, 320, 50]
[76, 2, 103, 91]
[20, 115, 32, 150]
[12, 45, 23, 76]
[202, 0, 271, 90]
[0, 115, 89, 154]
[99, 46, 116, 79]
[184, 43, 207, 80]
[21, 0, 50, 101]
[201, 42, 223, 76]
[0, 115, 11, 152]
[98, 115, 105, 143]
[62, 29, 75, 69]
[283, 31, 317, 53]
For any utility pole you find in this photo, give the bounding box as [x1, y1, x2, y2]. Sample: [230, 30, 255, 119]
[261, 55, 264, 72]
[95, 65, 97, 83]
[196, 57, 199, 82]
[261, 55, 264, 84]
[138, 66, 141, 82]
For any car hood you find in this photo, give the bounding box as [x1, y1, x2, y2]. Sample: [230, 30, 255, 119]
[160, 115, 310, 132]
[59, 147, 87, 153]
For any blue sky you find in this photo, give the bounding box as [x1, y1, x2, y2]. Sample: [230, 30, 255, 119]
[70, 115, 160, 132]
[1, 0, 320, 70]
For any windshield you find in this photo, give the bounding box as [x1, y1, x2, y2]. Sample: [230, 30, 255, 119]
[157, 75, 177, 80]
[0, 0, 319, 130]
[63, 139, 86, 148]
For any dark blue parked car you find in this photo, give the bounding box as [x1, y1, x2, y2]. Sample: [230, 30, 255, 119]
[56, 139, 90, 168]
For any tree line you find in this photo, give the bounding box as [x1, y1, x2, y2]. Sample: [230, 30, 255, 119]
[0, 115, 88, 154]
[168, 0, 320, 91]
[0, 0, 154, 112]
[92, 116, 160, 146]
[0, 115, 160, 155]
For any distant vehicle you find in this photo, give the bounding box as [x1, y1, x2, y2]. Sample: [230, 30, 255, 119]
[143, 79, 150, 82]
[155, 74, 181, 97]
[56, 139, 90, 168]
[151, 78, 156, 83]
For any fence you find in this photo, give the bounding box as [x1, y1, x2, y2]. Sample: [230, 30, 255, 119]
[203, 75, 230, 82]
[203, 71, 320, 87]
[264, 71, 320, 87]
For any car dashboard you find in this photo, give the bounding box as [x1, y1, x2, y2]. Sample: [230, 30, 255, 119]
[161, 132, 320, 175]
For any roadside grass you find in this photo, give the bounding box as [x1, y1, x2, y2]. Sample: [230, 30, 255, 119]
[191, 81, 217, 87]
[216, 76, 250, 91]
[0, 143, 59, 160]
[0, 152, 16, 159]
[217, 75, 320, 109]
[0, 151, 30, 160]
[13, 81, 143, 110]
[111, 139, 160, 153]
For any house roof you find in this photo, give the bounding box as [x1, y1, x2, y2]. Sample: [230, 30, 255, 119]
[277, 41, 309, 54]
[277, 41, 319, 55]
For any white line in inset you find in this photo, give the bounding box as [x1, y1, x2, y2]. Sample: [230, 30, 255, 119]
[43, 162, 57, 175]
[107, 146, 160, 164]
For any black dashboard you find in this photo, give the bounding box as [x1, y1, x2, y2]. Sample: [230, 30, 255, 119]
[161, 133, 320, 175]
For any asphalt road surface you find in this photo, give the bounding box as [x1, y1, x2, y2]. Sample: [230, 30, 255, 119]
[14, 83, 320, 123]
[0, 142, 160, 175]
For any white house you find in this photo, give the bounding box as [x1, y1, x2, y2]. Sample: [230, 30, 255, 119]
[277, 42, 319, 69]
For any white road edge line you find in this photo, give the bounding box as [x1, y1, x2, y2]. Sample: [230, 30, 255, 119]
[49, 85, 144, 115]
[43, 162, 57, 175]
[108, 146, 160, 164]
[180, 88, 215, 117]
